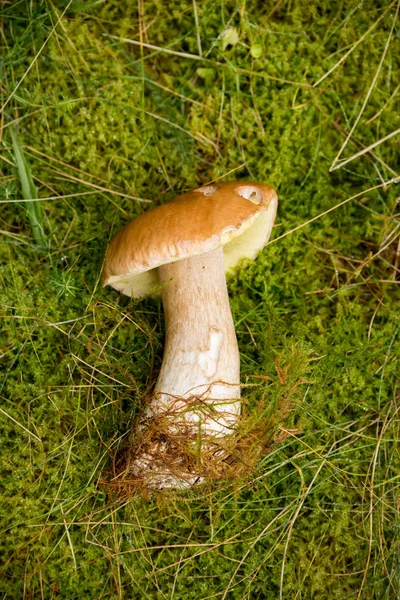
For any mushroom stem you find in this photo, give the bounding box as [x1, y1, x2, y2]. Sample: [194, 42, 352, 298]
[149, 247, 241, 433]
[129, 248, 241, 488]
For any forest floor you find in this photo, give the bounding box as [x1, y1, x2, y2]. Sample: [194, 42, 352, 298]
[1, 1, 399, 598]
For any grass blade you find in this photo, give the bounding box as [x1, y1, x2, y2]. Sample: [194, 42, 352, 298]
[10, 128, 47, 248]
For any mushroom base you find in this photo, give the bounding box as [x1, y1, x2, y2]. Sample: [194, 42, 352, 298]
[127, 406, 239, 489]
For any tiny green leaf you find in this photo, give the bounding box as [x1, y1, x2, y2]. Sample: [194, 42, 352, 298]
[221, 26, 239, 51]
[196, 67, 216, 84]
[250, 43, 263, 59]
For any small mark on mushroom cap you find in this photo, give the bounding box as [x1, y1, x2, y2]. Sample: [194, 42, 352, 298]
[235, 186, 263, 205]
[195, 185, 218, 196]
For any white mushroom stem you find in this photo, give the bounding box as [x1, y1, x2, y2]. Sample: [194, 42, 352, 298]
[147, 247, 241, 435]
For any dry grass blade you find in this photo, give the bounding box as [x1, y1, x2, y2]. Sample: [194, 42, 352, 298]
[50, 168, 151, 203]
[0, 191, 100, 204]
[0, 0, 75, 114]
[279, 458, 328, 599]
[332, 121, 399, 178]
[192, 0, 202, 57]
[364, 82, 400, 124]
[268, 178, 400, 247]
[0, 407, 41, 442]
[313, 2, 395, 88]
[221, 498, 298, 600]
[357, 402, 399, 600]
[330, 127, 400, 173]
[143, 109, 218, 150]
[329, 0, 400, 172]
[25, 146, 129, 187]
[0, 229, 31, 244]
[202, 163, 246, 186]
[105, 34, 311, 87]
[105, 34, 203, 60]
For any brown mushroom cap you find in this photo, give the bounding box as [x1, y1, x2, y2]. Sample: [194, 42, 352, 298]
[101, 181, 278, 298]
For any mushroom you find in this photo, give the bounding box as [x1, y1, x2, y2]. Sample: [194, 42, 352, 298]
[101, 181, 278, 489]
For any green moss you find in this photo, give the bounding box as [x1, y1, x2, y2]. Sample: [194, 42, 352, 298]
[1, 0, 399, 598]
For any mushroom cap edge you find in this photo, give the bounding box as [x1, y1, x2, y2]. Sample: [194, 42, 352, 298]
[101, 181, 278, 298]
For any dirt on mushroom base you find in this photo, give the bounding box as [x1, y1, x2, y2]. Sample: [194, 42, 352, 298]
[103, 346, 312, 498]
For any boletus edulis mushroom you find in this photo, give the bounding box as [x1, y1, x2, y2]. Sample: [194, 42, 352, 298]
[101, 181, 278, 489]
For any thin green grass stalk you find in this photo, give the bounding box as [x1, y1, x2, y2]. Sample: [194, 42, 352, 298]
[10, 127, 47, 249]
